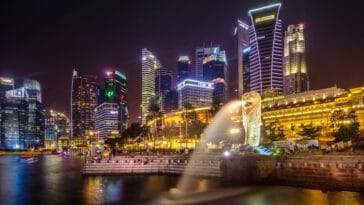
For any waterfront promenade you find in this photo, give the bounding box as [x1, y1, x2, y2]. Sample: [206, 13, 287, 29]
[83, 152, 364, 192]
[83, 153, 222, 177]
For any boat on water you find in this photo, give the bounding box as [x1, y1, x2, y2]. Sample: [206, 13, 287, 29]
[19, 155, 38, 163]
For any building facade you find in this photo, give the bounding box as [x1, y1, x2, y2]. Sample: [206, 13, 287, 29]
[177, 79, 214, 109]
[0, 87, 29, 149]
[195, 45, 220, 81]
[164, 90, 179, 113]
[177, 56, 190, 84]
[0, 77, 14, 100]
[230, 20, 250, 99]
[103, 69, 129, 131]
[155, 67, 172, 112]
[71, 69, 98, 138]
[202, 50, 228, 103]
[94, 103, 120, 139]
[283, 24, 309, 94]
[262, 86, 364, 141]
[141, 48, 161, 124]
[44, 110, 69, 150]
[242, 46, 251, 94]
[22, 79, 44, 148]
[248, 3, 283, 96]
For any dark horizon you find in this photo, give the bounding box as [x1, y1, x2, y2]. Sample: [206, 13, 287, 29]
[1, 0, 364, 122]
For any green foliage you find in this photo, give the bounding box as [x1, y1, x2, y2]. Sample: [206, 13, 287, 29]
[297, 123, 321, 140]
[181, 103, 205, 138]
[264, 120, 285, 142]
[123, 123, 143, 138]
[330, 109, 360, 142]
[104, 137, 124, 149]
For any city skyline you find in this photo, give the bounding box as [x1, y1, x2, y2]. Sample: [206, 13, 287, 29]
[1, 0, 364, 122]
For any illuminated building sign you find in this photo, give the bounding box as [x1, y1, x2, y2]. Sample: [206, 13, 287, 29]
[0, 77, 14, 86]
[105, 90, 115, 98]
[255, 14, 275, 24]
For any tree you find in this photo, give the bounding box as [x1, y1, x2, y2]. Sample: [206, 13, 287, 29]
[182, 103, 205, 138]
[104, 137, 124, 150]
[124, 123, 143, 138]
[297, 123, 321, 140]
[330, 110, 360, 142]
[146, 102, 164, 138]
[264, 120, 285, 142]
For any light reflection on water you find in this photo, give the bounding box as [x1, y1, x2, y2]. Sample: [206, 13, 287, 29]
[0, 155, 363, 205]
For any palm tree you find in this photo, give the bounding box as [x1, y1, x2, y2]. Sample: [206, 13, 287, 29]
[146, 102, 164, 140]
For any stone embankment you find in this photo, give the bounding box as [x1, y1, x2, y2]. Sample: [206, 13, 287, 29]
[82, 153, 364, 192]
[82, 154, 222, 178]
[272, 154, 364, 192]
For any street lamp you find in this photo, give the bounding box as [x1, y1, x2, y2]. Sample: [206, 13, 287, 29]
[229, 128, 240, 134]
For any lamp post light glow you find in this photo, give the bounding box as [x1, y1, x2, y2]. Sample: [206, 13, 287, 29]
[229, 128, 240, 134]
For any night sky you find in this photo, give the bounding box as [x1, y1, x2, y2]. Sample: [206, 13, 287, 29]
[1, 0, 363, 122]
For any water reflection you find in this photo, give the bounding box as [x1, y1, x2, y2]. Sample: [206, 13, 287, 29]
[0, 156, 363, 205]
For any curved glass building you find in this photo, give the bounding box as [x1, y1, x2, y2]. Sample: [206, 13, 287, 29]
[248, 3, 283, 96]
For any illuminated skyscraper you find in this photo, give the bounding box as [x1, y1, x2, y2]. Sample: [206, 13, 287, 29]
[195, 45, 220, 81]
[0, 77, 15, 145]
[44, 110, 69, 150]
[203, 50, 228, 103]
[0, 78, 45, 149]
[141, 48, 161, 124]
[22, 79, 44, 148]
[283, 24, 309, 94]
[94, 103, 120, 139]
[248, 3, 283, 96]
[177, 56, 190, 83]
[155, 67, 172, 112]
[71, 69, 98, 138]
[164, 90, 179, 113]
[229, 20, 250, 99]
[177, 79, 214, 109]
[0, 87, 29, 149]
[104, 69, 128, 131]
[0, 77, 14, 100]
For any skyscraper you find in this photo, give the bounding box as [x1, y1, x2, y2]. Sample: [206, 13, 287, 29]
[155, 67, 172, 112]
[164, 90, 179, 113]
[248, 3, 283, 96]
[94, 103, 120, 139]
[141, 48, 161, 124]
[104, 69, 128, 131]
[0, 87, 29, 149]
[177, 56, 190, 83]
[203, 50, 228, 103]
[0, 77, 14, 100]
[242, 46, 251, 94]
[177, 79, 214, 109]
[22, 79, 44, 148]
[283, 24, 309, 94]
[71, 69, 98, 138]
[195, 45, 220, 81]
[229, 20, 250, 99]
[44, 110, 69, 150]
